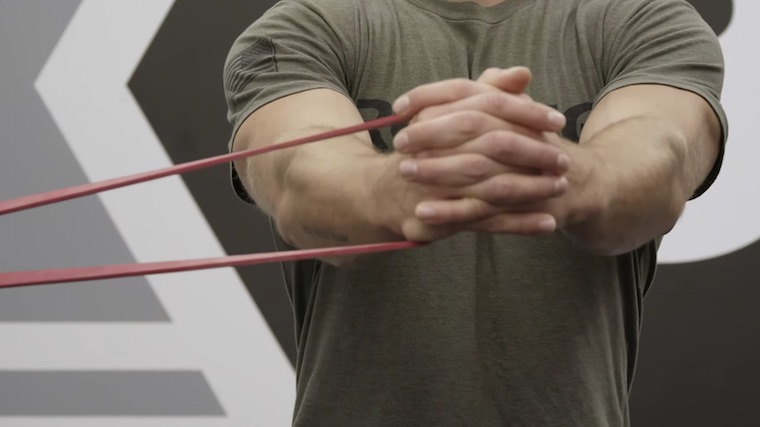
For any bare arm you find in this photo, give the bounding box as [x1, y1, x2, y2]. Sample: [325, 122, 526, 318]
[234, 69, 569, 259]
[556, 84, 722, 255]
[232, 89, 401, 253]
[390, 81, 722, 257]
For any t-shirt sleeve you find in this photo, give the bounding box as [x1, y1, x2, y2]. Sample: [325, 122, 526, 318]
[223, 0, 355, 202]
[595, 0, 728, 199]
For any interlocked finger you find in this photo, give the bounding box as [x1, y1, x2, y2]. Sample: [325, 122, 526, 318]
[412, 130, 571, 177]
[400, 153, 513, 187]
[413, 197, 557, 234]
[477, 67, 533, 96]
[393, 77, 564, 133]
[395, 111, 536, 154]
[414, 91, 565, 132]
[456, 173, 568, 206]
[468, 211, 558, 235]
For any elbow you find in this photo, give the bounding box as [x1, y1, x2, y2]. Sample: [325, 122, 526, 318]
[659, 196, 687, 237]
[273, 204, 366, 269]
[272, 201, 301, 249]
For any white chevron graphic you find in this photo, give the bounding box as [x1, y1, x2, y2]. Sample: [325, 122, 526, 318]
[11, 1, 296, 426]
[659, 0, 760, 263]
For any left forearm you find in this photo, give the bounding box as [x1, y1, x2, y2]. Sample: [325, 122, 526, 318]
[559, 116, 698, 256]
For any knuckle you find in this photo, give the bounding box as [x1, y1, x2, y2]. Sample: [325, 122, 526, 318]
[416, 106, 439, 122]
[535, 182, 552, 197]
[452, 78, 474, 94]
[431, 205, 452, 223]
[481, 92, 508, 112]
[470, 198, 495, 218]
[488, 131, 518, 157]
[483, 216, 506, 233]
[416, 159, 438, 180]
[479, 67, 501, 82]
[491, 176, 517, 201]
[456, 198, 492, 223]
[459, 201, 482, 222]
[456, 111, 487, 135]
[466, 156, 493, 180]
[519, 218, 537, 235]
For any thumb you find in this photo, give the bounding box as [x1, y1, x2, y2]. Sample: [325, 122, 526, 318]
[477, 66, 533, 96]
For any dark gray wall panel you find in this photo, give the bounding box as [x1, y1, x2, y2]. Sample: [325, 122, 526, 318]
[129, 0, 294, 361]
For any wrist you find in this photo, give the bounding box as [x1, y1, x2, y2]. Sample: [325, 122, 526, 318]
[362, 152, 409, 239]
[555, 142, 616, 253]
[544, 136, 609, 226]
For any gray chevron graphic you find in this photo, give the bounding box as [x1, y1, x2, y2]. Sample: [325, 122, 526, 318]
[0, 0, 226, 420]
[0, 371, 224, 417]
[0, 0, 168, 322]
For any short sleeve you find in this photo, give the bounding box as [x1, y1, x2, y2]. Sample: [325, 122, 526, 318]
[595, 0, 728, 199]
[222, 0, 356, 201]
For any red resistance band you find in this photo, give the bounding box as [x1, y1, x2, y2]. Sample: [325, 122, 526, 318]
[0, 115, 422, 289]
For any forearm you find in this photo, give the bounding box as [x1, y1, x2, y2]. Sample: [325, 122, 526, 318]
[560, 116, 695, 255]
[239, 129, 402, 251]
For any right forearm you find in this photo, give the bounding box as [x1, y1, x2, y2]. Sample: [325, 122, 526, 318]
[243, 133, 402, 249]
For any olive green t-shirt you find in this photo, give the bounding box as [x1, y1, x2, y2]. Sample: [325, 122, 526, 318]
[223, 0, 727, 425]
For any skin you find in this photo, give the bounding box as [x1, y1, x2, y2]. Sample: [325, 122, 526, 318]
[232, 66, 720, 265]
[450, 0, 508, 6]
[391, 69, 720, 254]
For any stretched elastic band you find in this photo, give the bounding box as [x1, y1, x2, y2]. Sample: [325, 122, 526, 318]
[0, 115, 405, 216]
[0, 242, 421, 289]
[0, 115, 416, 288]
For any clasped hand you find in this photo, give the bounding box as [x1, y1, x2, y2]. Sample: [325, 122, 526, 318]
[381, 67, 576, 242]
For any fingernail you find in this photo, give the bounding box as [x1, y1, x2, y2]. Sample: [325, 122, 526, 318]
[557, 154, 571, 170]
[393, 96, 410, 115]
[394, 132, 410, 152]
[538, 217, 557, 233]
[548, 111, 567, 129]
[416, 204, 436, 219]
[554, 177, 568, 194]
[399, 160, 418, 178]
